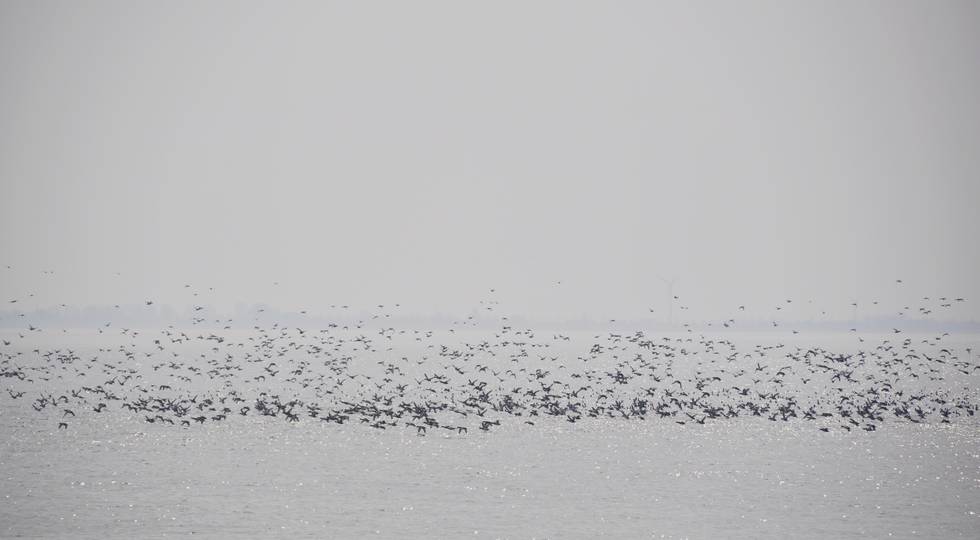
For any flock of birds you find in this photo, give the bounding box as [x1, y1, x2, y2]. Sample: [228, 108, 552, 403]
[1, 282, 979, 436]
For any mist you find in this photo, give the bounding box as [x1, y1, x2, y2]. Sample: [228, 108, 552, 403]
[2, 1, 979, 321]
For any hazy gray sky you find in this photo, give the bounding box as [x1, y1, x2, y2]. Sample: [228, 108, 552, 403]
[2, 1, 979, 321]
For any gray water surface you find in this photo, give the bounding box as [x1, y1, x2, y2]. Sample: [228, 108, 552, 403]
[1, 329, 978, 538]
[1, 411, 978, 539]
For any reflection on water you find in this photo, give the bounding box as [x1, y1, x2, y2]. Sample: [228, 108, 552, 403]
[1, 329, 978, 538]
[1, 413, 978, 538]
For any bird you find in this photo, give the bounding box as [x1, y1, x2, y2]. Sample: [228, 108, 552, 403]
[0, 284, 973, 440]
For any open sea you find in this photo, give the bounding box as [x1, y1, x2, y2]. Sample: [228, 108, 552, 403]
[1, 329, 978, 538]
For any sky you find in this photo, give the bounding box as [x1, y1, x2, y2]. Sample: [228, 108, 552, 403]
[1, 1, 979, 323]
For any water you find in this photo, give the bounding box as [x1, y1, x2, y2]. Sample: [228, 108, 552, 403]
[1, 329, 978, 538]
[1, 412, 978, 538]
